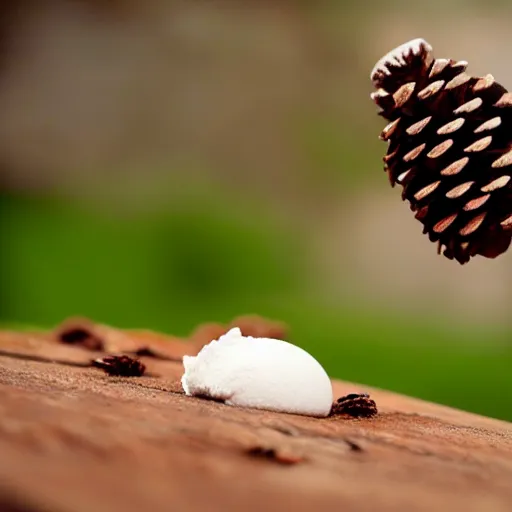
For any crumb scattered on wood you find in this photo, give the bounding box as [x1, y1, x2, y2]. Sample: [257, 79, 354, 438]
[92, 355, 146, 377]
[53, 315, 288, 361]
[56, 319, 104, 351]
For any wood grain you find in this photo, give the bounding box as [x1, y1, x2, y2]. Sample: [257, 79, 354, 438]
[0, 330, 511, 512]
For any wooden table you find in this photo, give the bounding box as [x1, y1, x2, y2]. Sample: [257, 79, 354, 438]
[0, 328, 511, 512]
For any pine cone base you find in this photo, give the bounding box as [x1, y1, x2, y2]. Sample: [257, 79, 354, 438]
[371, 39, 512, 264]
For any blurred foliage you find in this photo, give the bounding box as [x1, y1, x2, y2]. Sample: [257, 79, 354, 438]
[295, 113, 381, 188]
[0, 191, 306, 329]
[1, 191, 511, 422]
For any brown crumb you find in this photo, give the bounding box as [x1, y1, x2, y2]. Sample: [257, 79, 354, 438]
[53, 318, 197, 359]
[331, 393, 378, 418]
[246, 447, 303, 465]
[92, 355, 146, 377]
[56, 320, 104, 351]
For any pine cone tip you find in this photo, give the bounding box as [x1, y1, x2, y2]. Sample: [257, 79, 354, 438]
[371, 38, 433, 89]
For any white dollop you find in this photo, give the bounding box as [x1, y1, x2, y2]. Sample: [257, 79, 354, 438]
[181, 327, 333, 417]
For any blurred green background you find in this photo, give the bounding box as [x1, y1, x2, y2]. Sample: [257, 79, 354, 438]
[0, 0, 511, 421]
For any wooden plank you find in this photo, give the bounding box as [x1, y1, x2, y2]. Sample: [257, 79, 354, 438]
[0, 330, 511, 512]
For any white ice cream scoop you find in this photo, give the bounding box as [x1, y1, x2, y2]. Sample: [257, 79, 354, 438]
[181, 327, 333, 417]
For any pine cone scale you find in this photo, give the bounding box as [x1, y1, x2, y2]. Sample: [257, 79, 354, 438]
[428, 139, 453, 158]
[393, 82, 416, 108]
[406, 116, 432, 135]
[440, 157, 468, 176]
[446, 181, 474, 199]
[464, 194, 490, 211]
[417, 79, 445, 101]
[446, 73, 472, 91]
[464, 136, 492, 152]
[492, 150, 512, 169]
[438, 118, 464, 135]
[475, 117, 501, 133]
[460, 212, 487, 236]
[501, 214, 512, 228]
[433, 213, 457, 233]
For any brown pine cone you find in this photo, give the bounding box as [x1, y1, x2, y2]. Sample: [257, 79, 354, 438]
[371, 39, 512, 264]
[331, 393, 378, 418]
[92, 355, 146, 377]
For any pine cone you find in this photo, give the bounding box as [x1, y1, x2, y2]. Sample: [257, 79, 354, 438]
[331, 393, 378, 418]
[371, 38, 512, 264]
